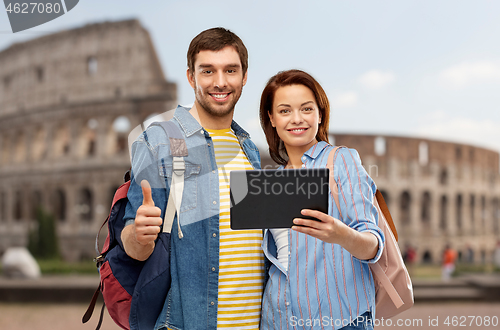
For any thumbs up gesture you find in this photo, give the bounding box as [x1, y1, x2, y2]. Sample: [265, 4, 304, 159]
[134, 180, 162, 245]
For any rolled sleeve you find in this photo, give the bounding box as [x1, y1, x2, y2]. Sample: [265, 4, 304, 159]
[335, 148, 385, 263]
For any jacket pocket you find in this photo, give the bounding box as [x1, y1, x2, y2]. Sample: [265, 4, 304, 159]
[159, 161, 201, 213]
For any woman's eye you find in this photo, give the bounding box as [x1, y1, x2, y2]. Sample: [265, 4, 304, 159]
[279, 109, 290, 114]
[303, 107, 314, 112]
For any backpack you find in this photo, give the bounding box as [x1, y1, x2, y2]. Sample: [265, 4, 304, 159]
[82, 121, 187, 330]
[326, 146, 414, 319]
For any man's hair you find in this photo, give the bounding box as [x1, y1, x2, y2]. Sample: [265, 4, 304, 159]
[260, 69, 330, 166]
[187, 27, 248, 76]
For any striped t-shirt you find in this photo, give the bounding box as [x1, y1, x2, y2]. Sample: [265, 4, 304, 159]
[206, 128, 265, 330]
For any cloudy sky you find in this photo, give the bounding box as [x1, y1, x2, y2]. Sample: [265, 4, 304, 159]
[1, 0, 500, 152]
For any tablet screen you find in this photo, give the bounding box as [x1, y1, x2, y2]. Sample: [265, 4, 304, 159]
[230, 168, 330, 229]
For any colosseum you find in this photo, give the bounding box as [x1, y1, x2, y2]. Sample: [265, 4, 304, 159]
[0, 19, 499, 266]
[0, 19, 177, 261]
[327, 134, 500, 265]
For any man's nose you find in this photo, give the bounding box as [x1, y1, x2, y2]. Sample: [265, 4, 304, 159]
[214, 72, 228, 89]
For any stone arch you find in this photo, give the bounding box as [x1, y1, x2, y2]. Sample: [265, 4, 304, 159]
[32, 125, 47, 161]
[31, 190, 42, 220]
[481, 195, 487, 233]
[456, 194, 463, 231]
[400, 191, 411, 225]
[52, 189, 66, 222]
[440, 195, 448, 230]
[80, 119, 97, 157]
[109, 115, 132, 155]
[78, 188, 93, 222]
[421, 191, 431, 223]
[54, 124, 70, 157]
[470, 194, 476, 235]
[0, 190, 6, 221]
[439, 168, 448, 185]
[14, 130, 27, 163]
[14, 190, 23, 221]
[492, 197, 500, 234]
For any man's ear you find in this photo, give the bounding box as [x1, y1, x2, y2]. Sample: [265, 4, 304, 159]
[187, 69, 195, 89]
[242, 71, 248, 87]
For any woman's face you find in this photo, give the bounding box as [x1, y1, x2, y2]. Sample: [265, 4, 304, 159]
[269, 84, 321, 154]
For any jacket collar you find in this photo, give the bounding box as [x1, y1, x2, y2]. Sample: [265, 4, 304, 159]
[173, 105, 250, 138]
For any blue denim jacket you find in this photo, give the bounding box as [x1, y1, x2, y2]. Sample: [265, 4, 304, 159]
[123, 105, 261, 330]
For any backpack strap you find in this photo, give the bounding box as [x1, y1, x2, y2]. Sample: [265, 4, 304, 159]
[152, 121, 188, 239]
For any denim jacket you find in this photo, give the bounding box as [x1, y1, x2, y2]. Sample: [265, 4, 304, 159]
[123, 106, 261, 330]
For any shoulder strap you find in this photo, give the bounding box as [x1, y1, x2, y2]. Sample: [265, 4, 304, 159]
[151, 121, 188, 239]
[327, 146, 343, 218]
[327, 146, 398, 240]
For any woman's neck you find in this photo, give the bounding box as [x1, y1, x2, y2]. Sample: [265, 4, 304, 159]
[285, 141, 318, 168]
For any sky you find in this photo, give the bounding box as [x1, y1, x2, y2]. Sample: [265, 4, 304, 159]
[1, 0, 500, 152]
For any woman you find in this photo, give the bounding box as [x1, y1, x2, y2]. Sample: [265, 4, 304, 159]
[259, 70, 385, 330]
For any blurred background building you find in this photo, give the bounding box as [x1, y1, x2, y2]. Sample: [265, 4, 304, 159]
[0, 19, 177, 261]
[0, 19, 499, 266]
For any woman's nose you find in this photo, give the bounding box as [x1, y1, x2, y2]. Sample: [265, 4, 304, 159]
[290, 111, 303, 124]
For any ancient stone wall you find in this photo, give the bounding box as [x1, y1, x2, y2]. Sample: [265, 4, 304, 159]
[0, 20, 177, 261]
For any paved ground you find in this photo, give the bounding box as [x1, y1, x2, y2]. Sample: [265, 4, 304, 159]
[1, 301, 500, 330]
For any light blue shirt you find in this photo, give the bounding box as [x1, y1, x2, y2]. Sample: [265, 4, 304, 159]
[260, 141, 385, 330]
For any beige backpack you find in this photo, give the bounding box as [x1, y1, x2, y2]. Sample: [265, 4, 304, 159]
[327, 146, 414, 319]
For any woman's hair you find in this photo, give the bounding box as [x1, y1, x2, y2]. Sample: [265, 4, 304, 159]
[259, 69, 330, 165]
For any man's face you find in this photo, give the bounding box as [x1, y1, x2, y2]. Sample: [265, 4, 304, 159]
[188, 46, 247, 119]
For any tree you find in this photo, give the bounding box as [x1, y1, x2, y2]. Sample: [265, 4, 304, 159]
[28, 207, 60, 259]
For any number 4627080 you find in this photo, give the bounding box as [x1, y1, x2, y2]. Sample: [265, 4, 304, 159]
[6, 2, 62, 14]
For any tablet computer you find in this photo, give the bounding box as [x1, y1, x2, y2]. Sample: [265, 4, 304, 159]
[230, 168, 330, 229]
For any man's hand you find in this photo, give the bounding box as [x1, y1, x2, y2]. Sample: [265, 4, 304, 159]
[134, 180, 162, 245]
[121, 180, 162, 261]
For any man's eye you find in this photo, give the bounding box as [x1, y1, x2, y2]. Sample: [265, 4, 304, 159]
[202, 70, 212, 74]
[227, 69, 235, 73]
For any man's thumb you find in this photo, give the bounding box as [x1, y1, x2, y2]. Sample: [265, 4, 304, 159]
[141, 180, 155, 206]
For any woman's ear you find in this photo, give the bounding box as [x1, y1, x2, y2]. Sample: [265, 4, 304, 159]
[268, 111, 275, 127]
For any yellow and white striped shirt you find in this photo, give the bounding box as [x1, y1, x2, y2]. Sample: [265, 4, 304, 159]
[206, 128, 265, 330]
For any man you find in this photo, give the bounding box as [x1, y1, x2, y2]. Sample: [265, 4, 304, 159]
[121, 28, 265, 330]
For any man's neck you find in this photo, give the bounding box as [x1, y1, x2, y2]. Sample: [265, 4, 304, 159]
[189, 103, 233, 130]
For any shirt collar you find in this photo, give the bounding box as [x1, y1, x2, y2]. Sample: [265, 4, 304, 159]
[303, 141, 330, 160]
[173, 104, 251, 138]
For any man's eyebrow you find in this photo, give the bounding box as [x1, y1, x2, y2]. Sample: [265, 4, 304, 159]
[197, 63, 241, 69]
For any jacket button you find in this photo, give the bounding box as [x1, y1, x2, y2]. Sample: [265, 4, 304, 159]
[212, 267, 216, 271]
[211, 301, 215, 306]
[213, 201, 217, 205]
[212, 233, 217, 237]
